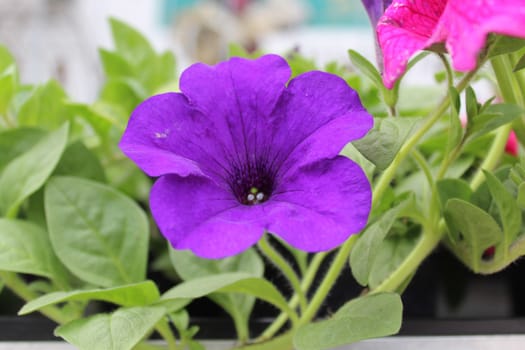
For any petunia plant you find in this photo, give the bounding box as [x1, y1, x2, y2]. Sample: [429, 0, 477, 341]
[0, 1, 525, 349]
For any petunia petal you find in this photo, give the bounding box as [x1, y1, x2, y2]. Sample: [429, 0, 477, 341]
[119, 93, 207, 177]
[270, 71, 373, 177]
[179, 54, 292, 163]
[361, 0, 393, 28]
[377, 0, 445, 88]
[150, 175, 267, 258]
[432, 0, 525, 71]
[266, 156, 372, 252]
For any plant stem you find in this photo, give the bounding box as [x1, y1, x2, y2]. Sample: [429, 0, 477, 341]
[258, 236, 307, 313]
[155, 318, 179, 350]
[373, 70, 478, 202]
[371, 223, 444, 293]
[298, 235, 358, 325]
[0, 271, 71, 324]
[470, 123, 512, 190]
[470, 55, 524, 189]
[257, 252, 327, 340]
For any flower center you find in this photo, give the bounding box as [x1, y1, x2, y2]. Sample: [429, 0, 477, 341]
[229, 161, 275, 206]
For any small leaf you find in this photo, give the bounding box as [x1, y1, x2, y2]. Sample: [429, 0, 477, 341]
[109, 18, 155, 65]
[352, 117, 420, 170]
[350, 205, 403, 286]
[465, 86, 479, 124]
[436, 178, 472, 210]
[488, 36, 525, 57]
[0, 123, 69, 216]
[444, 199, 502, 271]
[0, 219, 64, 278]
[348, 49, 383, 89]
[467, 103, 523, 141]
[161, 272, 295, 321]
[483, 171, 521, 243]
[17, 80, 69, 128]
[514, 53, 525, 72]
[19, 281, 160, 315]
[0, 46, 18, 115]
[99, 49, 135, 79]
[45, 176, 149, 287]
[294, 293, 402, 350]
[55, 305, 166, 350]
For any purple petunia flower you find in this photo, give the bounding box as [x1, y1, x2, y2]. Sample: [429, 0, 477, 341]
[119, 54, 373, 259]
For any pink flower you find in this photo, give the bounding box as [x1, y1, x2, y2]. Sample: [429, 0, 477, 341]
[378, 0, 525, 88]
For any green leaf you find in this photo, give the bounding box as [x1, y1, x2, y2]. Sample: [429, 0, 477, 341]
[170, 248, 263, 281]
[0, 219, 64, 278]
[467, 103, 523, 141]
[348, 49, 383, 89]
[100, 78, 145, 114]
[483, 171, 521, 243]
[137, 51, 177, 93]
[352, 117, 420, 171]
[54, 141, 106, 182]
[19, 281, 160, 315]
[488, 36, 525, 57]
[514, 53, 525, 72]
[0, 46, 18, 115]
[465, 86, 479, 125]
[0, 123, 69, 216]
[294, 293, 402, 350]
[161, 272, 295, 321]
[228, 43, 263, 59]
[45, 176, 149, 287]
[0, 128, 45, 173]
[170, 248, 264, 338]
[340, 143, 375, 179]
[17, 80, 68, 128]
[109, 18, 155, 65]
[287, 53, 318, 78]
[518, 182, 525, 209]
[437, 178, 472, 210]
[444, 199, 502, 271]
[99, 49, 135, 79]
[368, 231, 420, 288]
[55, 305, 166, 350]
[350, 205, 403, 286]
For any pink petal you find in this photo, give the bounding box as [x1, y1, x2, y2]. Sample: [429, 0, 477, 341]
[432, 0, 525, 72]
[377, 0, 445, 88]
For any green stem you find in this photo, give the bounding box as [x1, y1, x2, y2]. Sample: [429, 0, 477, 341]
[470, 55, 524, 189]
[298, 235, 358, 325]
[0, 271, 71, 324]
[492, 55, 521, 104]
[257, 252, 328, 340]
[155, 318, 179, 350]
[438, 53, 454, 87]
[258, 236, 307, 313]
[470, 123, 512, 190]
[511, 52, 525, 101]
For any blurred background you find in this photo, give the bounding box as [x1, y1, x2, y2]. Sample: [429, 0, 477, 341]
[0, 0, 377, 102]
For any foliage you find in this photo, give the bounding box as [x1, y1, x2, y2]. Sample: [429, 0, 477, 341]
[1, 12, 525, 350]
